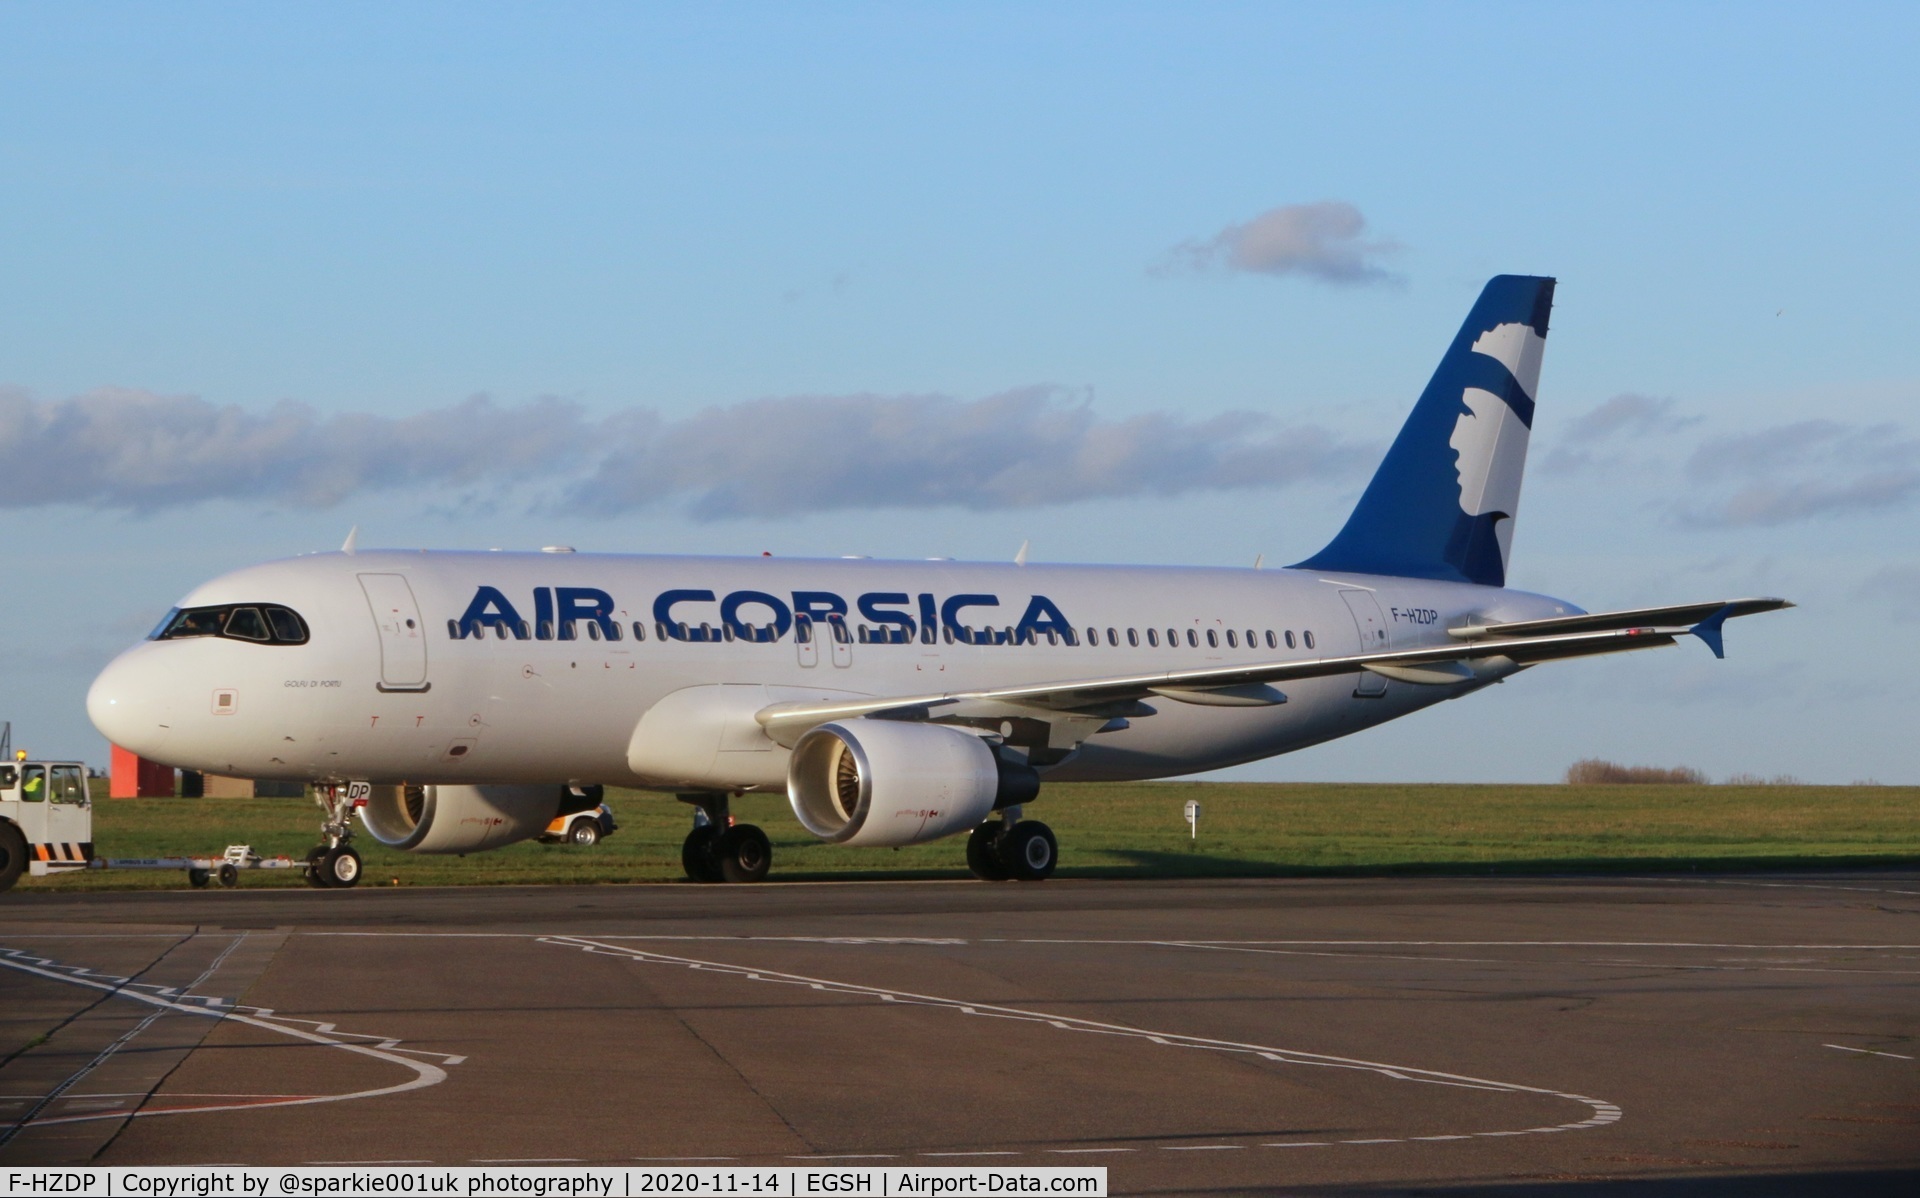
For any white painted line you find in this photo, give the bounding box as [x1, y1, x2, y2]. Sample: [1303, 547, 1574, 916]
[1824, 1044, 1914, 1060]
[921, 1152, 1019, 1157]
[792, 1155, 897, 1160]
[0, 947, 457, 1130]
[1341, 1139, 1402, 1144]
[1161, 1145, 1242, 1151]
[1261, 1142, 1327, 1148]
[545, 935, 1624, 1147]
[1048, 1148, 1137, 1154]
[632, 1158, 738, 1163]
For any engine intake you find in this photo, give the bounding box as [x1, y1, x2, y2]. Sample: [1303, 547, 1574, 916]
[788, 720, 1039, 847]
[359, 783, 567, 854]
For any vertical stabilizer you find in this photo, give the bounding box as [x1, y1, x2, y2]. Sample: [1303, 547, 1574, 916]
[1295, 274, 1554, 587]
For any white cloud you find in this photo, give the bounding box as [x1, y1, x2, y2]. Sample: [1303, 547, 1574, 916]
[1160, 201, 1400, 284]
[0, 384, 1372, 520]
[1679, 420, 1920, 526]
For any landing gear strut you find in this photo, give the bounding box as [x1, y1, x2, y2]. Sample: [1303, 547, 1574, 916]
[678, 793, 772, 884]
[967, 807, 1057, 882]
[304, 783, 365, 889]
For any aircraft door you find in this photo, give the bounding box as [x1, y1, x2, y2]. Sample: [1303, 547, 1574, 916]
[796, 616, 819, 668]
[358, 573, 430, 692]
[1339, 589, 1390, 697]
[45, 765, 90, 845]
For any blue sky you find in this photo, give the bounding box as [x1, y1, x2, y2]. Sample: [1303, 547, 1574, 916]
[2, 2, 1915, 783]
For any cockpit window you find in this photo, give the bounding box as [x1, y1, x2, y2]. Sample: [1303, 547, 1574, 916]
[266, 607, 305, 641]
[153, 604, 310, 645]
[224, 607, 272, 641]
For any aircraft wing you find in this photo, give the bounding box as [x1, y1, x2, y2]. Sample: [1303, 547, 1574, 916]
[754, 597, 1791, 749]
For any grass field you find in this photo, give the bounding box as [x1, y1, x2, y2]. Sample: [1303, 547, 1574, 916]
[14, 781, 1919, 891]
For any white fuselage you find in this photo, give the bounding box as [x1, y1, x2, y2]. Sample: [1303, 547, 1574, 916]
[88, 549, 1577, 790]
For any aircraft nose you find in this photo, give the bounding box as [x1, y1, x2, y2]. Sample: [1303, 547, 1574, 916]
[87, 645, 175, 758]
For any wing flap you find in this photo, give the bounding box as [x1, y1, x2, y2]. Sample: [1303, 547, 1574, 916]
[1449, 596, 1791, 640]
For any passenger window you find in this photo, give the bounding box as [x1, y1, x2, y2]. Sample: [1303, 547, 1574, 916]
[1264, 630, 1276, 649]
[1286, 630, 1297, 649]
[21, 765, 45, 801]
[495, 623, 510, 640]
[832, 620, 849, 645]
[447, 619, 460, 639]
[1304, 631, 1316, 649]
[796, 617, 813, 645]
[1207, 630, 1219, 648]
[1103, 628, 1114, 646]
[1186, 629, 1198, 648]
[632, 621, 648, 642]
[677, 622, 690, 640]
[1226, 630, 1238, 648]
[1147, 628, 1159, 647]
[700, 622, 715, 642]
[942, 626, 954, 645]
[1246, 629, 1256, 646]
[1127, 628, 1139, 647]
[588, 622, 603, 641]
[1167, 628, 1178, 646]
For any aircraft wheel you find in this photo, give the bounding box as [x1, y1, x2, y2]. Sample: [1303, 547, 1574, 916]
[681, 826, 723, 883]
[218, 862, 240, 888]
[0, 823, 25, 893]
[569, 818, 601, 847]
[998, 821, 1057, 881]
[304, 846, 333, 888]
[188, 867, 210, 889]
[322, 847, 362, 889]
[716, 824, 772, 884]
[966, 823, 1010, 881]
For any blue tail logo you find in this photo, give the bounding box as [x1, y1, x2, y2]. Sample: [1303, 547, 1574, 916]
[1296, 274, 1554, 587]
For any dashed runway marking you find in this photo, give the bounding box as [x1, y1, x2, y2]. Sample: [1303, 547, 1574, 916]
[541, 934, 1624, 1150]
[1824, 1044, 1914, 1060]
[0, 945, 461, 1132]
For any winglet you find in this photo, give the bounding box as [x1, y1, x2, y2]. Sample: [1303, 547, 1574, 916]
[1690, 604, 1735, 659]
[1014, 539, 1030, 567]
[341, 525, 359, 555]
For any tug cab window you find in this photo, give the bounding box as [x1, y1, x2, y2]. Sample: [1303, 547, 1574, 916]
[154, 604, 310, 645]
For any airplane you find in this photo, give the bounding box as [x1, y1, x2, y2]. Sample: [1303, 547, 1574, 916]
[86, 275, 1790, 888]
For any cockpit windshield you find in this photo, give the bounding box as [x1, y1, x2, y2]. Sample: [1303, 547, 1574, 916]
[152, 604, 310, 645]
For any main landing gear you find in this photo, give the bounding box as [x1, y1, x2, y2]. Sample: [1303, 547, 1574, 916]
[304, 783, 364, 889]
[967, 807, 1057, 882]
[678, 793, 771, 884]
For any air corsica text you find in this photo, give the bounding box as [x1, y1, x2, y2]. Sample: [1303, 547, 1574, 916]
[454, 587, 1074, 646]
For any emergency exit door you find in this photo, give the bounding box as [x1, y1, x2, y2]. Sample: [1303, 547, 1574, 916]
[359, 573, 430, 691]
[1339, 589, 1390, 697]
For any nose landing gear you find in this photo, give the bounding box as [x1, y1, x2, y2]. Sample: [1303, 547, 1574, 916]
[304, 783, 366, 889]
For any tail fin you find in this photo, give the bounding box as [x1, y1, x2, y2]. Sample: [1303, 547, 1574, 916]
[1295, 274, 1554, 587]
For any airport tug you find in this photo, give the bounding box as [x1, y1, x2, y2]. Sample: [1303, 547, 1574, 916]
[0, 752, 95, 891]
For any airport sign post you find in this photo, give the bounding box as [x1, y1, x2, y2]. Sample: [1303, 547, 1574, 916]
[1185, 799, 1200, 840]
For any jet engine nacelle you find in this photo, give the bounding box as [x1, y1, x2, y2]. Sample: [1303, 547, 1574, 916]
[787, 720, 1040, 847]
[359, 783, 566, 854]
